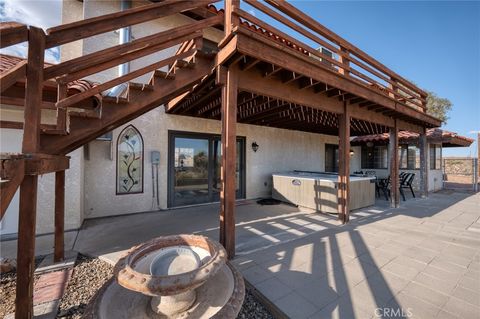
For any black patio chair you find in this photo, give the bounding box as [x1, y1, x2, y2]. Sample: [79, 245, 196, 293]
[377, 176, 391, 200]
[400, 173, 415, 200]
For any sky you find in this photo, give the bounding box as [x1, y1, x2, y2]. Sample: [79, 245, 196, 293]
[0, 0, 478, 156]
[0, 0, 61, 62]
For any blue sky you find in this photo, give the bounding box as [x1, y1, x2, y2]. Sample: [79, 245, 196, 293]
[281, 1, 480, 157]
[1, 0, 478, 156]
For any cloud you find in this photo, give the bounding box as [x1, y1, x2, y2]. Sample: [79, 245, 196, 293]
[0, 0, 61, 63]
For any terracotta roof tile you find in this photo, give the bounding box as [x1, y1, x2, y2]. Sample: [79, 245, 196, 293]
[206, 4, 309, 55]
[351, 128, 474, 147]
[0, 54, 97, 94]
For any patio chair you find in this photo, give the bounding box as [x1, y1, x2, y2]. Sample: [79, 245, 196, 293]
[377, 176, 391, 201]
[400, 173, 415, 200]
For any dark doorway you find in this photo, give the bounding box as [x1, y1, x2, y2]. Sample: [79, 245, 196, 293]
[325, 143, 339, 173]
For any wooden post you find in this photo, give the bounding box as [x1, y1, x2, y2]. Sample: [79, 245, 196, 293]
[219, 65, 238, 258]
[419, 127, 428, 198]
[225, 0, 240, 36]
[56, 83, 67, 132]
[16, 26, 45, 319]
[338, 101, 350, 223]
[16, 176, 38, 319]
[54, 170, 65, 262]
[389, 120, 400, 208]
[388, 77, 398, 99]
[338, 47, 349, 77]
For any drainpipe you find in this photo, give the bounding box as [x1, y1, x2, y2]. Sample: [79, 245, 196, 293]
[107, 0, 131, 97]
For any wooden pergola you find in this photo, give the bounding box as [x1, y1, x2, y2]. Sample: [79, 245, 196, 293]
[168, 0, 441, 255]
[0, 0, 441, 317]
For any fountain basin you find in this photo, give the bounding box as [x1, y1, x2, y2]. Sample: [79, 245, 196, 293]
[114, 235, 226, 296]
[84, 235, 245, 319]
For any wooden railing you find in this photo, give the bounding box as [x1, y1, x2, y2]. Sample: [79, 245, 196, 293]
[231, 0, 427, 113]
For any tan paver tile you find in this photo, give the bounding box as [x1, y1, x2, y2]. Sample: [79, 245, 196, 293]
[274, 269, 320, 290]
[382, 261, 419, 281]
[457, 273, 480, 292]
[442, 297, 480, 319]
[275, 291, 318, 319]
[402, 281, 449, 308]
[389, 292, 441, 319]
[401, 246, 437, 264]
[310, 294, 373, 319]
[451, 285, 480, 307]
[241, 264, 274, 284]
[412, 272, 457, 295]
[421, 264, 462, 284]
[255, 277, 293, 302]
[295, 276, 339, 308]
[436, 310, 460, 319]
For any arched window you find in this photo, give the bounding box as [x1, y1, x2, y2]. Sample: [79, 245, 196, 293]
[116, 125, 143, 194]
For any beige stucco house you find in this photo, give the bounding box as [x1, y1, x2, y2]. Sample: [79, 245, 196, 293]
[0, 0, 472, 239]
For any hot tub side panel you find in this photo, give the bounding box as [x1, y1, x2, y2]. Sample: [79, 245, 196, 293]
[272, 174, 375, 213]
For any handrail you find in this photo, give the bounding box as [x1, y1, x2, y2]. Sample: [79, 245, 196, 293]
[239, 0, 427, 112]
[264, 1, 427, 97]
[0, 22, 28, 48]
[45, 0, 219, 48]
[56, 48, 198, 109]
[38, 0, 219, 112]
[44, 15, 222, 82]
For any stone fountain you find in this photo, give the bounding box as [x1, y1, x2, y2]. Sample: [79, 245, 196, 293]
[84, 235, 245, 318]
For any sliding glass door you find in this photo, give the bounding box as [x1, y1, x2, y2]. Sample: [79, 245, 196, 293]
[211, 138, 244, 202]
[169, 132, 245, 207]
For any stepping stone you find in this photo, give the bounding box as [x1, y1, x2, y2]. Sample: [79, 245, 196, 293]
[35, 251, 78, 275]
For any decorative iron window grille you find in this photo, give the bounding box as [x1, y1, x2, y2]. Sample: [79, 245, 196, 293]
[116, 125, 144, 194]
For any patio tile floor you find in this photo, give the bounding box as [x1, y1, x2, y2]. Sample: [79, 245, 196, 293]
[231, 191, 480, 318]
[4, 190, 476, 318]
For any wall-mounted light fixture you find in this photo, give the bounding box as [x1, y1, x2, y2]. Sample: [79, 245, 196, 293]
[349, 150, 355, 156]
[252, 141, 259, 152]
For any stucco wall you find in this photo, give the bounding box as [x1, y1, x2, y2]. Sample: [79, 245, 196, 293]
[79, 0, 338, 218]
[0, 122, 84, 236]
[84, 109, 339, 218]
[82, 0, 223, 84]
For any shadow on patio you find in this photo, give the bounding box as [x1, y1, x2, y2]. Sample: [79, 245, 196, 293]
[72, 190, 479, 318]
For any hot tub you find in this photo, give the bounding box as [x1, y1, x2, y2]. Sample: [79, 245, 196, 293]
[272, 171, 376, 213]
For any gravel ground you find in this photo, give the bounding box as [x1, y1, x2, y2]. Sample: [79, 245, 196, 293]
[0, 258, 42, 318]
[0, 269, 18, 318]
[57, 254, 113, 318]
[1, 254, 274, 319]
[238, 288, 275, 319]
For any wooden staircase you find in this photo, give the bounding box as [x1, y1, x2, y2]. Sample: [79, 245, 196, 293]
[0, 1, 222, 317]
[40, 52, 215, 155]
[0, 0, 221, 220]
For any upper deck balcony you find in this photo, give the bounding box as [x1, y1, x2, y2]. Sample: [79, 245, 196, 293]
[235, 1, 431, 112]
[172, 0, 441, 132]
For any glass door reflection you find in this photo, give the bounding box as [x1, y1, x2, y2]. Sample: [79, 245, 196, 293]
[212, 138, 244, 202]
[173, 137, 209, 206]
